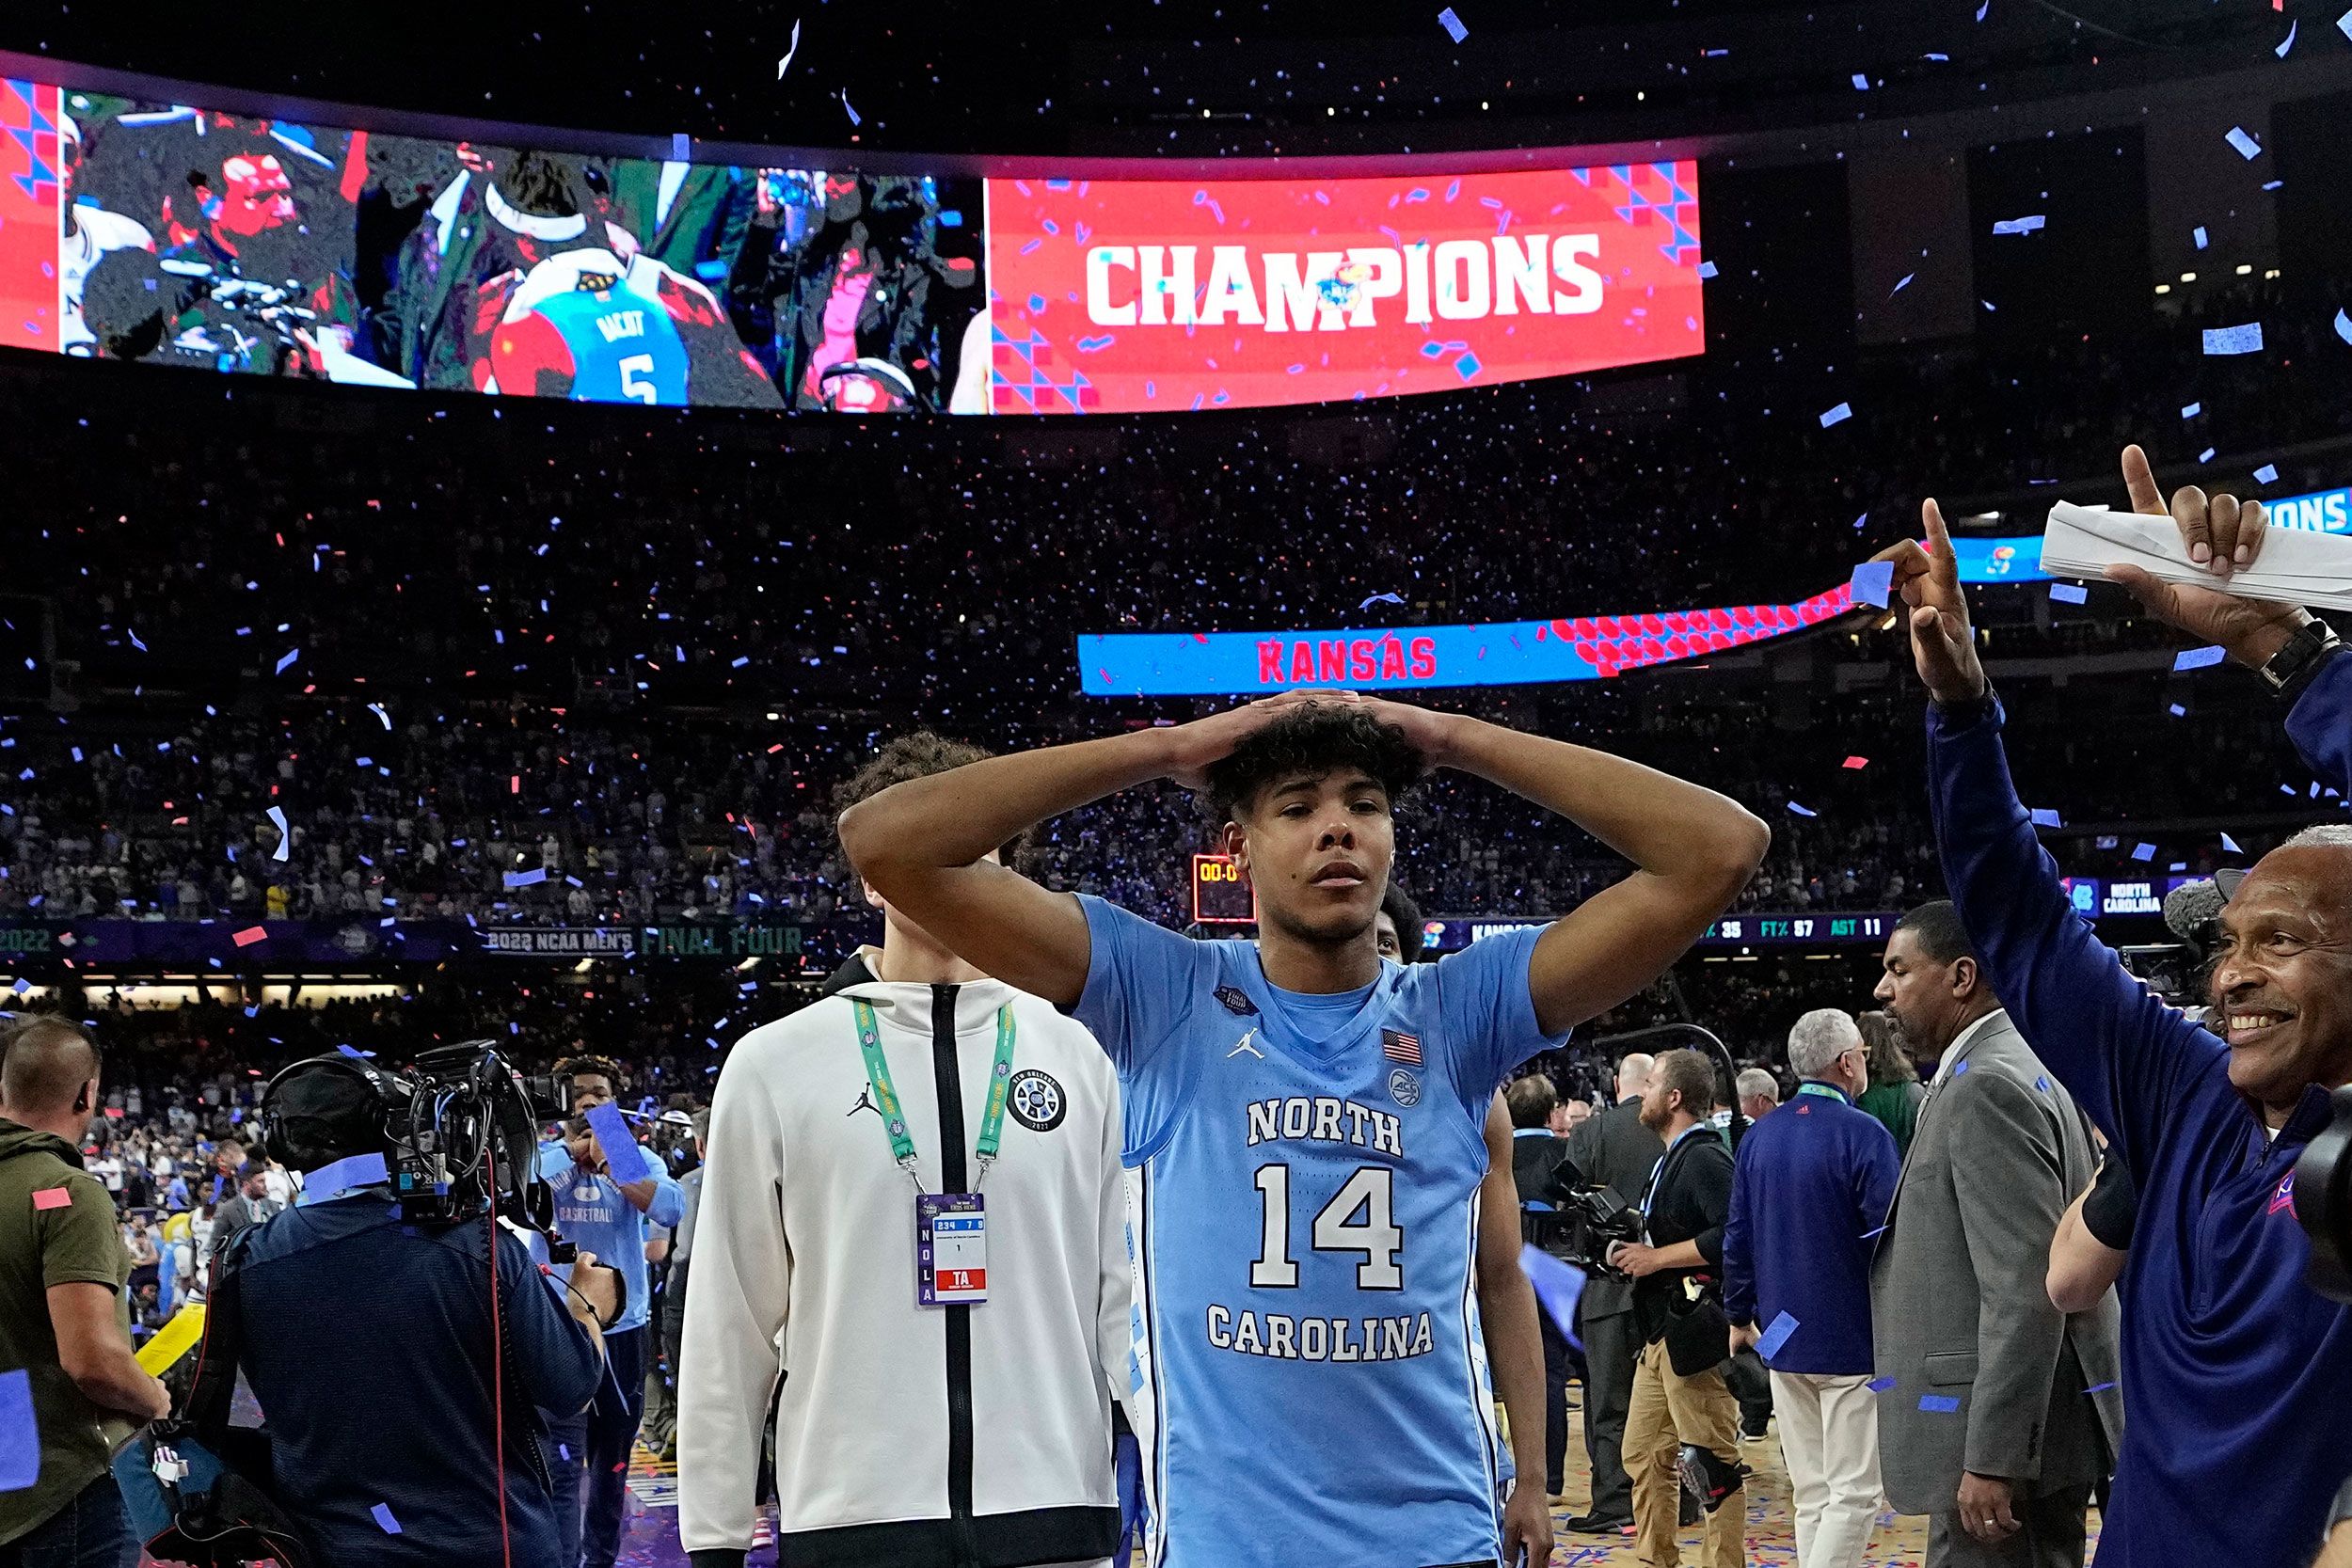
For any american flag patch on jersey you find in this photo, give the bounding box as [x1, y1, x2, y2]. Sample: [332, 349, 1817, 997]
[1382, 1029, 1423, 1067]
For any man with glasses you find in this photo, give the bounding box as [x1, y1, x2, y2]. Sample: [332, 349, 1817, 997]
[1723, 1009, 1900, 1568]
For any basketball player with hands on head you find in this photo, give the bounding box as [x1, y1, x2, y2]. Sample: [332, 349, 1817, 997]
[841, 689, 1769, 1568]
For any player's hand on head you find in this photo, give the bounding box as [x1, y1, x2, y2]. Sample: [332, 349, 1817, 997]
[1879, 499, 1987, 705]
[1159, 689, 1349, 791]
[1355, 696, 1464, 769]
[2107, 444, 2308, 666]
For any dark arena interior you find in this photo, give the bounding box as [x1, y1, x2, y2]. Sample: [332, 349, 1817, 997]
[2, 2, 2351, 1566]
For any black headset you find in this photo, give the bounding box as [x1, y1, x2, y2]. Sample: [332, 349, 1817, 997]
[253, 1053, 403, 1171]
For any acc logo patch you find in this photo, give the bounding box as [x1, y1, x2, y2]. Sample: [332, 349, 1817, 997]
[1215, 985, 1259, 1017]
[1387, 1067, 1422, 1108]
[1008, 1069, 1068, 1132]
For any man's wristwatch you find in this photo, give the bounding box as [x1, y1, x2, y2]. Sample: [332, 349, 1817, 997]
[2255, 616, 2342, 704]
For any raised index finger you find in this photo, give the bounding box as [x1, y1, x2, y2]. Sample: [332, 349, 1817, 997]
[2121, 444, 2166, 515]
[1922, 499, 1960, 590]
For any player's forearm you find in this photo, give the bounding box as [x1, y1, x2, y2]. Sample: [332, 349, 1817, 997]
[1479, 1265, 1549, 1481]
[841, 730, 1174, 875]
[1442, 719, 1768, 893]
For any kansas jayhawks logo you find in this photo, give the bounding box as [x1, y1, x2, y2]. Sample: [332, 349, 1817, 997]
[2269, 1173, 2296, 1218]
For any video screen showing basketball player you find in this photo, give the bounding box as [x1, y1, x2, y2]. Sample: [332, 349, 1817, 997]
[453, 151, 781, 408]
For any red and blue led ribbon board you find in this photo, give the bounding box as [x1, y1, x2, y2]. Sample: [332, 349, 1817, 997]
[1079, 584, 1854, 695]
[0, 54, 1703, 415]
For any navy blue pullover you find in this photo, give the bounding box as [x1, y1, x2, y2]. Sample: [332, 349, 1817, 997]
[1721, 1083, 1899, 1376]
[228, 1194, 604, 1568]
[1927, 663, 2352, 1567]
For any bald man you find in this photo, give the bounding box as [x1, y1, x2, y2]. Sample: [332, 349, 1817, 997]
[1881, 446, 2352, 1567]
[0, 1015, 169, 1563]
[1559, 1050, 1668, 1532]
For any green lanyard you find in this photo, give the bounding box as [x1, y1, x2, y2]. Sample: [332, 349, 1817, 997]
[1795, 1082, 1849, 1103]
[852, 1000, 1018, 1193]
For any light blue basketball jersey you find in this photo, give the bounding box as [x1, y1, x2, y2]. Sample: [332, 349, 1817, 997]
[531, 285, 690, 405]
[1074, 895, 1566, 1568]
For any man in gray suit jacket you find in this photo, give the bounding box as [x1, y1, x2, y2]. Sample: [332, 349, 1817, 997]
[1869, 902, 2122, 1568]
[1559, 1052, 1666, 1533]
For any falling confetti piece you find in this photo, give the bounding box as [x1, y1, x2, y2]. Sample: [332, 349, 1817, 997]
[266, 806, 291, 863]
[1437, 7, 1468, 41]
[1696, 261, 1718, 279]
[1849, 560, 1894, 607]
[1842, 756, 1868, 769]
[0, 1370, 34, 1489]
[367, 703, 391, 730]
[2085, 1382, 2118, 1394]
[1990, 214, 2045, 236]
[1359, 592, 1406, 609]
[1867, 1376, 1897, 1392]
[2223, 832, 2244, 852]
[2174, 645, 2228, 671]
[1890, 273, 1914, 294]
[2030, 808, 2063, 827]
[841, 89, 860, 126]
[776, 18, 802, 77]
[2170, 705, 2186, 716]
[1820, 402, 1852, 428]
[1788, 802, 1818, 817]
[2193, 227, 2208, 251]
[373, 1503, 402, 1534]
[2226, 126, 2264, 161]
[2050, 582, 2088, 604]
[2202, 323, 2264, 356]
[2336, 309, 2352, 345]
[233, 927, 268, 947]
[2183, 402, 2201, 418]
[275, 648, 300, 674]
[2132, 843, 2156, 862]
[504, 868, 547, 889]
[2255, 464, 2279, 483]
[1851, 72, 1870, 89]
[2278, 17, 2298, 55]
[31, 1187, 72, 1212]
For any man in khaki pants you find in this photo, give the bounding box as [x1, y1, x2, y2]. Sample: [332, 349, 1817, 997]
[1605, 1049, 1744, 1568]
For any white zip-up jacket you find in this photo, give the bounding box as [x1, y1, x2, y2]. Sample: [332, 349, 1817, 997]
[678, 953, 1128, 1567]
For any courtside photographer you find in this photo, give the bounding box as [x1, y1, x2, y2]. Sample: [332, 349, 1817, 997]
[151, 1043, 613, 1568]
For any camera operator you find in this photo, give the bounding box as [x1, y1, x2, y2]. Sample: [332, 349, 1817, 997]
[536, 1056, 684, 1568]
[203, 1054, 614, 1567]
[1558, 1052, 1664, 1535]
[0, 1015, 169, 1567]
[1606, 1047, 1743, 1568]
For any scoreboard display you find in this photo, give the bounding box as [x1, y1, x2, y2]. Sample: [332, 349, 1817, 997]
[1192, 854, 1257, 926]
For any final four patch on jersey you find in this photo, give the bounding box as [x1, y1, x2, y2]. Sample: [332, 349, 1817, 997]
[1008, 1069, 1068, 1132]
[1387, 1067, 1422, 1107]
[1215, 985, 1259, 1017]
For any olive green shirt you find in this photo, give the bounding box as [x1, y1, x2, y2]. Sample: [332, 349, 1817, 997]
[0, 1117, 132, 1544]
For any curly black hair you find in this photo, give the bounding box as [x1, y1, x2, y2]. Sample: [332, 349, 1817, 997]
[1202, 705, 1429, 829]
[1380, 881, 1426, 962]
[834, 732, 1029, 865]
